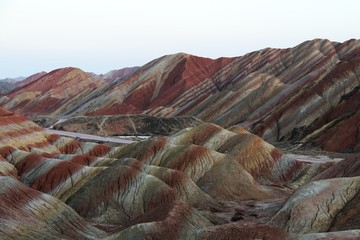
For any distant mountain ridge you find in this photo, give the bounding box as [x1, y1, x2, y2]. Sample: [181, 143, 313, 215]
[2, 39, 360, 152]
[0, 76, 26, 82]
[0, 67, 138, 94]
[0, 76, 26, 94]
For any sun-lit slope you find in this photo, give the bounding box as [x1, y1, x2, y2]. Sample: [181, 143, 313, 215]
[2, 67, 103, 116]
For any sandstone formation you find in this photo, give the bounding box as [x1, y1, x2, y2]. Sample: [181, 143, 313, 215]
[0, 176, 107, 240]
[2, 68, 104, 116]
[1, 38, 360, 239]
[0, 67, 137, 117]
[3, 39, 359, 152]
[0, 107, 290, 239]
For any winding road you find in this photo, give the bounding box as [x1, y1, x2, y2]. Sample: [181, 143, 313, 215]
[284, 153, 344, 163]
[45, 129, 141, 144]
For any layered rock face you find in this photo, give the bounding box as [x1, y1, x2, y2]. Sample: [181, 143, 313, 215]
[66, 39, 360, 153]
[0, 107, 312, 239]
[3, 39, 359, 152]
[0, 67, 138, 117]
[2, 106, 360, 238]
[2, 68, 104, 116]
[2, 38, 360, 238]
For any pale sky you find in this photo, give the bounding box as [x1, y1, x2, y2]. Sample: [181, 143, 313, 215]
[1, 0, 359, 78]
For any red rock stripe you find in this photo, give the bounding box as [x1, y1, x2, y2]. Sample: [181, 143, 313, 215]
[29, 160, 84, 193]
[0, 126, 44, 141]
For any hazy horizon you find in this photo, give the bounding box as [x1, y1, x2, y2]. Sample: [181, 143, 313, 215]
[1, 0, 360, 79]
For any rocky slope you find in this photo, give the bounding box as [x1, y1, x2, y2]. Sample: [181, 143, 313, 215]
[2, 107, 360, 238]
[2, 38, 360, 239]
[51, 115, 203, 136]
[3, 39, 359, 152]
[1, 67, 104, 116]
[2, 106, 360, 239]
[0, 109, 342, 239]
[0, 66, 138, 117]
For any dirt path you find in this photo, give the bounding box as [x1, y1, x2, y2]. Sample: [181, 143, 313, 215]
[45, 128, 140, 144]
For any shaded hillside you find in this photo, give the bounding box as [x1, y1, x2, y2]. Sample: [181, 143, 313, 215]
[52, 115, 203, 136]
